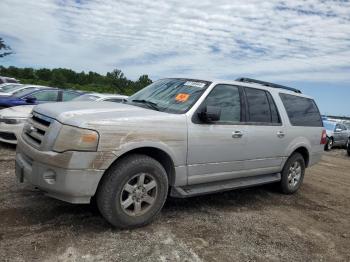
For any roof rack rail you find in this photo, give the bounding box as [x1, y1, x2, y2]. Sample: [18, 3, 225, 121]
[235, 77, 302, 94]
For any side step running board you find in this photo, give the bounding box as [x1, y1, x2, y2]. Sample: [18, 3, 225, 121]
[170, 173, 281, 198]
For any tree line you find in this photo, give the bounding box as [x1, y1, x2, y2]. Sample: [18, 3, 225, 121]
[0, 38, 13, 58]
[0, 66, 153, 95]
[1, 37, 152, 95]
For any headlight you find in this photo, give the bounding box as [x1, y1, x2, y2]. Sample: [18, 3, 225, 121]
[53, 125, 99, 152]
[0, 118, 27, 124]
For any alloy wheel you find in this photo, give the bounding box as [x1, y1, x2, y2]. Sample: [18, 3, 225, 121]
[120, 173, 158, 216]
[288, 161, 302, 188]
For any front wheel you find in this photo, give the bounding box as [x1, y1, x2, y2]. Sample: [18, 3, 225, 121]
[279, 153, 305, 194]
[96, 154, 168, 229]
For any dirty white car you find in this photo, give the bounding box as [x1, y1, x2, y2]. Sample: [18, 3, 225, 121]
[0, 84, 46, 97]
[0, 93, 128, 145]
[0, 105, 33, 144]
[0, 83, 22, 94]
[15, 78, 325, 228]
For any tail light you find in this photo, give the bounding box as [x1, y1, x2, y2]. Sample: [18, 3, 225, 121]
[320, 129, 327, 144]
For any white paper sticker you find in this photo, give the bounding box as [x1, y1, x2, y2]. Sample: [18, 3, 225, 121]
[184, 81, 206, 88]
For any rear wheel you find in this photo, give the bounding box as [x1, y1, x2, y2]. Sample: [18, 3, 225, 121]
[324, 137, 333, 151]
[96, 154, 168, 228]
[279, 153, 305, 194]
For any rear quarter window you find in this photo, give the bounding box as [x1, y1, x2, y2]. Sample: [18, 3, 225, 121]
[279, 93, 322, 127]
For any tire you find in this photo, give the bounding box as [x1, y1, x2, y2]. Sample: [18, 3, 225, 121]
[96, 154, 168, 229]
[324, 137, 333, 151]
[279, 153, 305, 194]
[347, 141, 350, 156]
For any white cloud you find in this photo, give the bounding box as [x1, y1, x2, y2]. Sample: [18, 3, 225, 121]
[0, 0, 349, 82]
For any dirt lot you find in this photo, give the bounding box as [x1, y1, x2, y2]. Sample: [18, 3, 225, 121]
[0, 143, 349, 262]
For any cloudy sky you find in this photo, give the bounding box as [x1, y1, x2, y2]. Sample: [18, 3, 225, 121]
[1, 0, 350, 115]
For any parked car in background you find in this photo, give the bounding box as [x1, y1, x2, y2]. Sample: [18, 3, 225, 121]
[0, 87, 83, 109]
[0, 92, 126, 145]
[15, 77, 325, 228]
[0, 105, 34, 144]
[0, 83, 23, 93]
[72, 93, 128, 102]
[0, 76, 19, 84]
[323, 120, 349, 150]
[0, 84, 48, 97]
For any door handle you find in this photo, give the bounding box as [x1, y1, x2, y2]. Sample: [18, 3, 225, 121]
[277, 131, 285, 138]
[232, 131, 243, 138]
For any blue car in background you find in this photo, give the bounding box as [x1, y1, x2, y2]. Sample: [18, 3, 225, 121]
[0, 86, 84, 109]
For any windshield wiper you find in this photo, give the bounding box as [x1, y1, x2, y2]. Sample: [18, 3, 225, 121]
[131, 99, 159, 111]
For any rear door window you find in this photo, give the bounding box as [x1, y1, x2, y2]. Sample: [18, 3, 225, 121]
[266, 92, 280, 123]
[279, 93, 322, 127]
[244, 87, 280, 124]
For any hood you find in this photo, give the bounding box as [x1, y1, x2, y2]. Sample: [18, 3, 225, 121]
[0, 105, 34, 118]
[33, 101, 170, 127]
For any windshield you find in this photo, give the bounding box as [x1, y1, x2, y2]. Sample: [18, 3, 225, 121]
[73, 94, 100, 101]
[323, 121, 336, 131]
[12, 87, 40, 98]
[344, 122, 350, 129]
[127, 78, 210, 114]
[0, 84, 22, 92]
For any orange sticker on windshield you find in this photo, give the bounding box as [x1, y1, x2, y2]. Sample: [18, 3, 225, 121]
[175, 93, 190, 102]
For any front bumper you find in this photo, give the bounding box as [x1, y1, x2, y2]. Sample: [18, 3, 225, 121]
[15, 135, 109, 204]
[0, 122, 24, 144]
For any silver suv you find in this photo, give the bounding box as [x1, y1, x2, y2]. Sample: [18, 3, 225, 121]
[15, 78, 326, 228]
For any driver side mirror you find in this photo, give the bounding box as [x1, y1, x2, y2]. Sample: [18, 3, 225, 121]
[198, 105, 221, 123]
[25, 96, 37, 103]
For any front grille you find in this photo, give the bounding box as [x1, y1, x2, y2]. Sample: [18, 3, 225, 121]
[0, 131, 17, 141]
[23, 112, 53, 147]
[32, 115, 51, 127]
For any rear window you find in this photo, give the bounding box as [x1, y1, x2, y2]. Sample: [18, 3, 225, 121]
[280, 93, 322, 127]
[62, 91, 81, 101]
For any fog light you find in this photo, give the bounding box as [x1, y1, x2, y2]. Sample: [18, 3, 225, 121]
[43, 170, 56, 184]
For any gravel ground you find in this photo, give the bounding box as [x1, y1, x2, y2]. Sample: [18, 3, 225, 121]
[0, 142, 349, 261]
